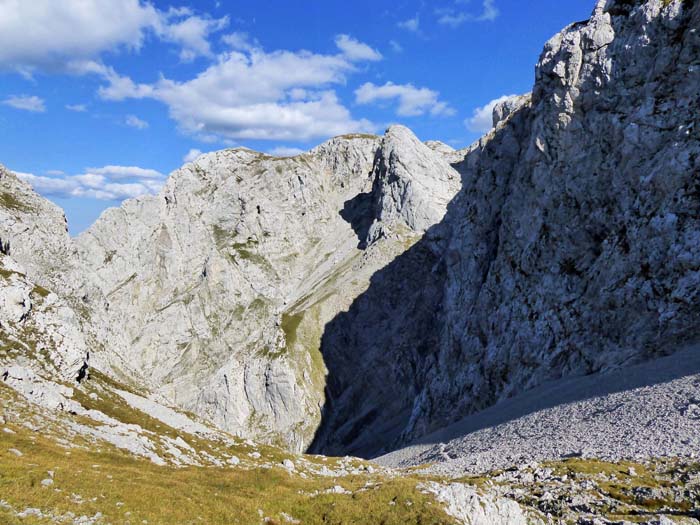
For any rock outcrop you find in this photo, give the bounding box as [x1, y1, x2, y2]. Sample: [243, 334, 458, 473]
[0, 254, 88, 383]
[65, 129, 460, 451]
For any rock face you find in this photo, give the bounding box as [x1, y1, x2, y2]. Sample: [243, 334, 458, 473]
[1, 0, 699, 464]
[0, 170, 90, 384]
[310, 0, 700, 456]
[0, 166, 73, 288]
[420, 483, 540, 525]
[0, 254, 89, 383]
[425, 0, 700, 441]
[68, 129, 459, 451]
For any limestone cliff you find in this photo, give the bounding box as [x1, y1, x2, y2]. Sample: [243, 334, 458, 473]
[311, 0, 700, 455]
[68, 129, 459, 451]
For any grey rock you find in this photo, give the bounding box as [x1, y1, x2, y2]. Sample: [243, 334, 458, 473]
[419, 482, 541, 525]
[311, 0, 700, 456]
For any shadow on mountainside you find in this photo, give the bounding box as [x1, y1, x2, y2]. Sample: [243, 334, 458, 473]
[307, 117, 521, 458]
[307, 224, 448, 458]
[339, 191, 374, 250]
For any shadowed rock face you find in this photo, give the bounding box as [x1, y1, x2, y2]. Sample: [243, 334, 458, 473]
[1, 0, 699, 462]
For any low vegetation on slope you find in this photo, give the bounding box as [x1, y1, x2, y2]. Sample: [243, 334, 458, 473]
[0, 381, 458, 525]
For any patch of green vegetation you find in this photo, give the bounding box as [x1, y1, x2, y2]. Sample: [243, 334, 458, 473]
[211, 224, 235, 250]
[230, 241, 262, 262]
[0, 192, 32, 213]
[0, 267, 21, 280]
[212, 226, 272, 268]
[255, 345, 286, 360]
[281, 311, 304, 350]
[281, 307, 328, 395]
[0, 324, 43, 366]
[542, 458, 692, 517]
[0, 388, 457, 525]
[32, 285, 50, 299]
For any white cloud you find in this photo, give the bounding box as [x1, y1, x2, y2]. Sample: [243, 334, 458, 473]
[97, 39, 378, 141]
[437, 0, 500, 27]
[334, 35, 382, 62]
[398, 15, 420, 32]
[0, 0, 227, 75]
[66, 104, 87, 112]
[221, 32, 257, 52]
[465, 94, 516, 133]
[158, 9, 229, 62]
[269, 146, 305, 157]
[125, 114, 149, 129]
[183, 148, 203, 162]
[88, 165, 164, 179]
[436, 11, 469, 27]
[480, 0, 499, 21]
[2, 95, 46, 112]
[0, 0, 158, 75]
[17, 164, 166, 201]
[355, 82, 455, 117]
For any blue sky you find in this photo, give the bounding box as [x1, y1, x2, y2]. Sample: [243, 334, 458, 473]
[0, 0, 593, 234]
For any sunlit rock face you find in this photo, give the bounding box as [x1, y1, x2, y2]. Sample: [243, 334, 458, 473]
[67, 128, 459, 452]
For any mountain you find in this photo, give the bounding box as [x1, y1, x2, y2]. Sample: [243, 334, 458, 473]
[1, 0, 700, 523]
[314, 0, 700, 456]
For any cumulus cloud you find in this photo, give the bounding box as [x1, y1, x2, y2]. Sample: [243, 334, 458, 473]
[0, 0, 227, 75]
[437, 0, 500, 27]
[334, 35, 382, 62]
[97, 37, 378, 141]
[66, 104, 87, 112]
[183, 148, 203, 162]
[159, 8, 229, 62]
[221, 32, 258, 52]
[355, 82, 455, 117]
[2, 95, 46, 112]
[125, 114, 149, 129]
[480, 0, 500, 21]
[465, 94, 516, 133]
[17, 165, 166, 201]
[88, 165, 164, 179]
